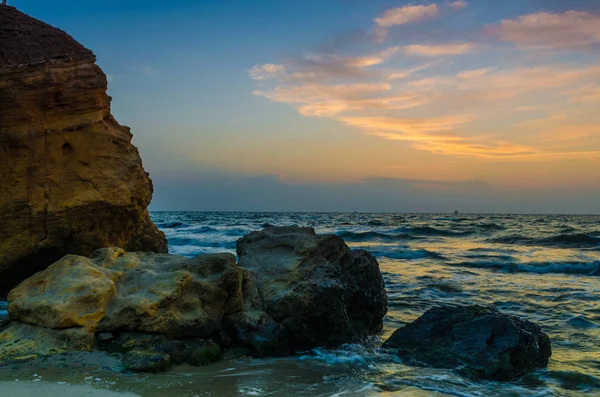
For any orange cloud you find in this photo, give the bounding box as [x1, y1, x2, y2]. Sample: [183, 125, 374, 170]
[249, 4, 600, 162]
[457, 68, 494, 79]
[569, 84, 600, 103]
[403, 43, 476, 56]
[339, 115, 537, 158]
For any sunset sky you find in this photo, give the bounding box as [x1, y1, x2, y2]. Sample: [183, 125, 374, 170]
[15, 0, 600, 213]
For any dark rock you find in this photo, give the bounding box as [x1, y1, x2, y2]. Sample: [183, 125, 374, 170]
[123, 349, 170, 373]
[224, 310, 289, 357]
[96, 332, 114, 342]
[98, 332, 221, 372]
[382, 305, 552, 380]
[237, 226, 387, 351]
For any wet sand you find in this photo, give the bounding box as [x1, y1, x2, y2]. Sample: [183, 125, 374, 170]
[0, 382, 139, 397]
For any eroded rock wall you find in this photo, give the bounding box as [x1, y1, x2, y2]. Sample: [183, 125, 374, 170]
[0, 6, 167, 294]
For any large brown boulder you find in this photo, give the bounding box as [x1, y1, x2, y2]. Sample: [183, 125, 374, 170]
[235, 227, 388, 350]
[8, 248, 243, 338]
[0, 6, 167, 295]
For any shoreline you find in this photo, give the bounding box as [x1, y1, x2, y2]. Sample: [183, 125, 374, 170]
[0, 381, 139, 397]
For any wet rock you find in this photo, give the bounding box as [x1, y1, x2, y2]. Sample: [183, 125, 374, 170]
[0, 322, 95, 365]
[224, 310, 288, 357]
[237, 226, 387, 350]
[382, 305, 552, 380]
[100, 332, 221, 372]
[123, 350, 170, 373]
[0, 6, 167, 295]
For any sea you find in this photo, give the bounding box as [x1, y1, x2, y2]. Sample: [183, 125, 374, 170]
[1, 212, 599, 396]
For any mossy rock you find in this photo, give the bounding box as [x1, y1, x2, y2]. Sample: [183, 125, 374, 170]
[187, 340, 221, 366]
[122, 349, 170, 373]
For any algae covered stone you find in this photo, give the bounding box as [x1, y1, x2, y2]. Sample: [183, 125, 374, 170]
[123, 349, 171, 373]
[100, 332, 222, 372]
[0, 322, 95, 365]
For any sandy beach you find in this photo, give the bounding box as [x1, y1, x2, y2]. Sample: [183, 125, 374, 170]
[0, 382, 139, 397]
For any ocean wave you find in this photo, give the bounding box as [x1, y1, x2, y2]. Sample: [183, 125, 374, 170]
[566, 315, 598, 329]
[188, 225, 218, 233]
[0, 300, 7, 320]
[477, 223, 505, 231]
[372, 248, 442, 260]
[449, 260, 600, 275]
[156, 221, 185, 228]
[402, 226, 474, 237]
[337, 231, 418, 242]
[167, 235, 236, 249]
[299, 344, 401, 367]
[488, 233, 600, 248]
[223, 228, 252, 236]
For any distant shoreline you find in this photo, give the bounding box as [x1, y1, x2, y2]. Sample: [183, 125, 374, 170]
[149, 210, 600, 216]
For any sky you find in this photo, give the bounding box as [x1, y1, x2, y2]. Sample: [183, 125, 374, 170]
[13, 0, 600, 213]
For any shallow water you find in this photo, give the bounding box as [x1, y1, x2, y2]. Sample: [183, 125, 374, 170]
[1, 212, 599, 396]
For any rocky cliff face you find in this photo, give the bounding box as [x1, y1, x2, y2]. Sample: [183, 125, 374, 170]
[0, 6, 167, 294]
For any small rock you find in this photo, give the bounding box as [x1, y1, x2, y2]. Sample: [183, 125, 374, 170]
[122, 350, 170, 373]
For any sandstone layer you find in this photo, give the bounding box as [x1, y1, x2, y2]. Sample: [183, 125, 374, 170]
[0, 6, 167, 294]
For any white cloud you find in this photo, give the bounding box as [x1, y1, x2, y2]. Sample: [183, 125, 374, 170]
[447, 1, 468, 10]
[375, 4, 439, 28]
[249, 63, 286, 80]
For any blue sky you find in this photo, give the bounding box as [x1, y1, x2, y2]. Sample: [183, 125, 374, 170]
[12, 0, 600, 213]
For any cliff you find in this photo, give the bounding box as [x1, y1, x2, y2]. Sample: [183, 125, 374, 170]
[0, 6, 168, 294]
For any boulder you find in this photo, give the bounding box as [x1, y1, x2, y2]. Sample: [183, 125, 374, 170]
[8, 248, 243, 338]
[99, 332, 221, 371]
[3, 227, 389, 370]
[236, 226, 387, 350]
[382, 305, 552, 380]
[0, 6, 167, 295]
[7, 255, 120, 330]
[94, 248, 244, 338]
